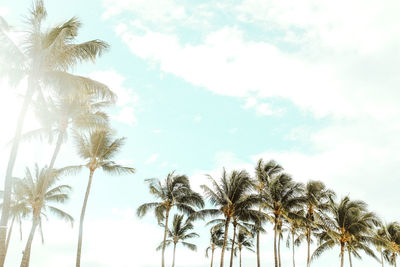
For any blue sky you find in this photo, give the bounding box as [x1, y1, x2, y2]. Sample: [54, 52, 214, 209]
[1, 0, 400, 266]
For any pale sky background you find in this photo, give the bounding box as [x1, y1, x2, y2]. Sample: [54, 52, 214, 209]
[1, 0, 400, 267]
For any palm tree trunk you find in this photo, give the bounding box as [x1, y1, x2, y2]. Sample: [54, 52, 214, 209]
[210, 247, 215, 267]
[256, 206, 261, 267]
[229, 221, 237, 267]
[220, 217, 231, 267]
[278, 229, 282, 267]
[348, 249, 352, 267]
[172, 242, 177, 267]
[0, 81, 36, 267]
[161, 208, 170, 267]
[292, 232, 295, 267]
[381, 250, 384, 267]
[340, 243, 344, 267]
[394, 254, 397, 267]
[4, 216, 15, 260]
[20, 215, 39, 267]
[49, 129, 65, 169]
[307, 227, 311, 267]
[239, 248, 242, 267]
[273, 217, 278, 267]
[76, 169, 95, 267]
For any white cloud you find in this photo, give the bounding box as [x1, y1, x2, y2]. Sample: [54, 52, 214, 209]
[89, 70, 139, 126]
[0, 6, 8, 16]
[145, 153, 159, 164]
[152, 129, 161, 134]
[194, 115, 202, 122]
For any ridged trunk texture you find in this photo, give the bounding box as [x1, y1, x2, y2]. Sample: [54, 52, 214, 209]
[278, 229, 282, 267]
[76, 169, 95, 267]
[220, 217, 230, 267]
[0, 80, 36, 267]
[340, 243, 344, 267]
[229, 221, 237, 267]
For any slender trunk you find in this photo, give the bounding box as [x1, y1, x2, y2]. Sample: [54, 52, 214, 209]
[20, 215, 39, 267]
[0, 81, 36, 267]
[394, 254, 397, 267]
[229, 221, 237, 267]
[76, 169, 95, 267]
[161, 208, 170, 267]
[348, 249, 352, 267]
[292, 232, 295, 267]
[220, 217, 231, 267]
[340, 243, 344, 267]
[273, 216, 278, 267]
[307, 227, 311, 267]
[278, 228, 282, 267]
[48, 129, 65, 169]
[256, 206, 261, 267]
[381, 250, 384, 267]
[210, 247, 215, 267]
[4, 216, 15, 259]
[172, 242, 177, 267]
[239, 248, 242, 267]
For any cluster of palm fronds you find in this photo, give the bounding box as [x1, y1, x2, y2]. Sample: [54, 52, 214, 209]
[139, 160, 400, 267]
[0, 1, 135, 267]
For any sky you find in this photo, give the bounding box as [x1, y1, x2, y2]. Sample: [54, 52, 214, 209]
[1, 0, 400, 266]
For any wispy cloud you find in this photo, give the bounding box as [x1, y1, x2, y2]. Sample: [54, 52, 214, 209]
[144, 153, 159, 164]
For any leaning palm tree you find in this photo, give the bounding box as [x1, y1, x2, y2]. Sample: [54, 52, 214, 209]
[254, 159, 283, 267]
[157, 214, 199, 267]
[199, 169, 255, 267]
[14, 165, 73, 267]
[0, 1, 109, 260]
[206, 228, 225, 267]
[71, 129, 135, 267]
[137, 172, 204, 267]
[233, 229, 255, 267]
[378, 222, 400, 267]
[312, 197, 380, 267]
[262, 173, 304, 267]
[303, 181, 335, 267]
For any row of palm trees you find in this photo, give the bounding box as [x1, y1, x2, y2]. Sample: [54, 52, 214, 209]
[0, 1, 135, 267]
[138, 160, 400, 267]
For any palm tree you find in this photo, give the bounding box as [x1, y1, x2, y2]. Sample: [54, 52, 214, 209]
[206, 228, 224, 267]
[254, 159, 283, 267]
[157, 214, 199, 267]
[312, 197, 380, 267]
[233, 229, 255, 267]
[262, 173, 304, 267]
[71, 129, 135, 267]
[285, 209, 306, 267]
[199, 169, 255, 267]
[137, 172, 204, 267]
[378, 222, 400, 267]
[303, 180, 335, 267]
[14, 165, 73, 267]
[0, 2, 109, 261]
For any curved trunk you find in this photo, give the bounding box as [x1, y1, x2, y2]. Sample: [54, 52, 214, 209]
[256, 206, 261, 267]
[210, 247, 215, 267]
[340, 242, 344, 267]
[273, 216, 278, 267]
[4, 215, 15, 261]
[348, 249, 352, 267]
[161, 208, 170, 267]
[172, 242, 177, 267]
[76, 169, 95, 267]
[229, 221, 237, 267]
[48, 128, 66, 169]
[278, 228, 282, 267]
[306, 227, 311, 267]
[220, 217, 231, 267]
[292, 232, 295, 267]
[20, 214, 39, 267]
[0, 81, 36, 267]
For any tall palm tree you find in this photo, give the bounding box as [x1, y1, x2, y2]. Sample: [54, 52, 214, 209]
[137, 172, 204, 267]
[232, 229, 255, 267]
[14, 165, 73, 267]
[303, 181, 335, 267]
[254, 159, 283, 267]
[71, 129, 135, 267]
[0, 2, 109, 261]
[199, 169, 255, 267]
[206, 228, 224, 267]
[285, 209, 306, 267]
[262, 173, 304, 267]
[378, 222, 400, 267]
[157, 214, 199, 267]
[312, 197, 380, 267]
